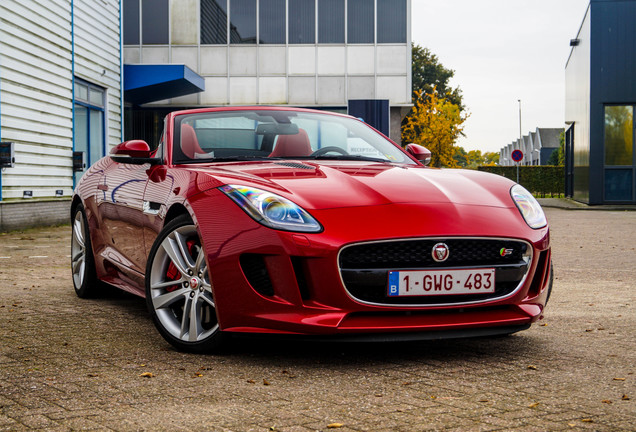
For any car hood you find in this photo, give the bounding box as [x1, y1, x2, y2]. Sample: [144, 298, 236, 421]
[192, 160, 517, 210]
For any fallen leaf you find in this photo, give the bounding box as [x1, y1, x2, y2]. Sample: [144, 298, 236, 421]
[528, 402, 540, 408]
[140, 364, 146, 367]
[601, 399, 612, 404]
[581, 419, 594, 423]
[540, 323, 548, 327]
[87, 373, 99, 378]
[139, 372, 154, 378]
[527, 365, 538, 370]
[622, 394, 630, 400]
[613, 377, 626, 381]
[192, 372, 203, 378]
[585, 329, 593, 332]
[246, 379, 255, 384]
[375, 394, 383, 397]
[478, 399, 489, 403]
[263, 379, 270, 386]
[327, 423, 344, 429]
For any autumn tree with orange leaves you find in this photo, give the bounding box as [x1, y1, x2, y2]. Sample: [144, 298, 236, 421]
[401, 88, 468, 168]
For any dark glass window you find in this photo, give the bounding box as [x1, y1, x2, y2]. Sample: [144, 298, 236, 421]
[318, 0, 344, 43]
[229, 0, 256, 44]
[605, 169, 633, 201]
[259, 0, 285, 44]
[347, 0, 374, 44]
[141, 0, 169, 44]
[289, 0, 315, 44]
[123, 0, 140, 45]
[377, 0, 406, 43]
[201, 0, 228, 44]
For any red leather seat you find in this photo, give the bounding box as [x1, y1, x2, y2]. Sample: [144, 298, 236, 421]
[181, 124, 205, 159]
[269, 129, 313, 158]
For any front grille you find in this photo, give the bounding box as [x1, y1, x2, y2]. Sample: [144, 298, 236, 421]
[339, 238, 531, 306]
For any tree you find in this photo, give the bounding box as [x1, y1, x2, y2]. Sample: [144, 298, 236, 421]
[402, 88, 468, 168]
[453, 146, 468, 167]
[411, 44, 464, 110]
[546, 132, 565, 166]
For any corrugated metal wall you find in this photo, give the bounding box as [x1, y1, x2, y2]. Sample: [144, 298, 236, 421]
[0, 0, 121, 201]
[0, 0, 73, 200]
[73, 0, 122, 151]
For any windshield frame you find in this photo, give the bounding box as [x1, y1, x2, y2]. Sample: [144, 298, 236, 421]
[169, 108, 417, 166]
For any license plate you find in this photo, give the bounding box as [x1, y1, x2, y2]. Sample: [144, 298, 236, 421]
[387, 268, 496, 297]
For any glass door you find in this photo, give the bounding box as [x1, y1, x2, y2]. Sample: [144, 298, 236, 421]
[73, 80, 105, 185]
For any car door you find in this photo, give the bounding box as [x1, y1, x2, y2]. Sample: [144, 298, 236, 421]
[96, 161, 150, 275]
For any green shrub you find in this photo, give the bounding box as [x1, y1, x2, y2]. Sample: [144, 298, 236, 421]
[478, 166, 564, 197]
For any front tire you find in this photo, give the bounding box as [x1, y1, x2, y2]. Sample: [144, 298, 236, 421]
[145, 214, 225, 353]
[71, 204, 100, 298]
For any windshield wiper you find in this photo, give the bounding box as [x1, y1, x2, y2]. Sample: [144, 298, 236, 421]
[308, 155, 389, 163]
[191, 156, 280, 163]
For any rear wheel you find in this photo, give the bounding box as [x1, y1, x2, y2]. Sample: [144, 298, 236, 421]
[145, 215, 225, 353]
[71, 204, 100, 298]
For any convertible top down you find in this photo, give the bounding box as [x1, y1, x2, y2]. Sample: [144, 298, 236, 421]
[71, 107, 552, 352]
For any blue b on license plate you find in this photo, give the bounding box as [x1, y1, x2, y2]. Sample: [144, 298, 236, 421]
[387, 268, 496, 297]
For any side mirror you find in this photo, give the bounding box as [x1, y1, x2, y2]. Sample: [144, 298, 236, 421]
[405, 143, 432, 166]
[110, 140, 161, 165]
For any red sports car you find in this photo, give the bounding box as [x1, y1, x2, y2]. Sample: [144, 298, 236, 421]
[71, 107, 552, 353]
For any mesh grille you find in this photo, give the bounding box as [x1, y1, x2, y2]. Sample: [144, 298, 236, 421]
[340, 239, 527, 269]
[274, 162, 315, 170]
[339, 239, 530, 306]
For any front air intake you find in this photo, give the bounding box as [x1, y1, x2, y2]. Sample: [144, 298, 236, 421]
[240, 254, 274, 297]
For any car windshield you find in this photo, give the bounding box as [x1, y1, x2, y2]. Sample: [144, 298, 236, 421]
[172, 110, 415, 165]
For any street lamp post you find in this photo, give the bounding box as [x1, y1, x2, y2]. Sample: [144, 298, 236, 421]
[517, 99, 522, 183]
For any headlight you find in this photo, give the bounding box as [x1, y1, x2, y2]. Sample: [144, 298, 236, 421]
[510, 184, 547, 229]
[219, 185, 322, 233]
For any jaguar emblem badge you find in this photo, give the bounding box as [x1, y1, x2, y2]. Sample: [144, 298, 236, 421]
[432, 243, 450, 262]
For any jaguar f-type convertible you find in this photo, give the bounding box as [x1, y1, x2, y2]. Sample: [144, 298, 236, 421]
[71, 107, 552, 352]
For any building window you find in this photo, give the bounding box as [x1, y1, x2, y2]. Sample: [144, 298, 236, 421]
[347, 0, 374, 44]
[604, 105, 634, 201]
[123, 0, 140, 44]
[142, 0, 169, 44]
[318, 0, 344, 43]
[259, 0, 285, 44]
[229, 0, 256, 44]
[201, 0, 228, 44]
[74, 80, 105, 183]
[604, 105, 633, 166]
[289, 0, 315, 44]
[377, 0, 406, 43]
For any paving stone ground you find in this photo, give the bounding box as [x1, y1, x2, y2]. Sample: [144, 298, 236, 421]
[0, 208, 634, 431]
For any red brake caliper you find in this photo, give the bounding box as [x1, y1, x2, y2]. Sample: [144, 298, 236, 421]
[165, 239, 198, 292]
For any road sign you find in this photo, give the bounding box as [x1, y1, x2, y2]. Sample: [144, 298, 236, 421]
[511, 149, 524, 163]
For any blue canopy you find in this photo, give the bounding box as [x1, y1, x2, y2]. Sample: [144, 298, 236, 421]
[124, 64, 205, 105]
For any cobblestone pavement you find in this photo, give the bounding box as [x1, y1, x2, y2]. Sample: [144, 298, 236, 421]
[0, 208, 634, 431]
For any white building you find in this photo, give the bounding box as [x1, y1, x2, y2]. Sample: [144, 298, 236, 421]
[0, 0, 412, 230]
[123, 0, 412, 146]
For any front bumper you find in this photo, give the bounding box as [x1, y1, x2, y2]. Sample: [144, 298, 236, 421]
[189, 193, 551, 337]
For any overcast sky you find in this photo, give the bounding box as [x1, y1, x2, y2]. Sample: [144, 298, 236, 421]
[411, 0, 590, 154]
